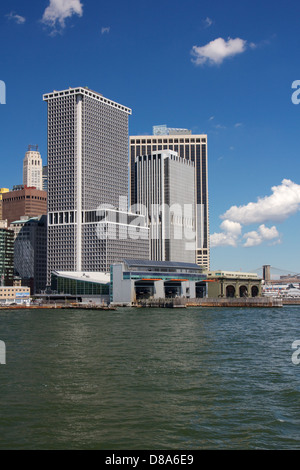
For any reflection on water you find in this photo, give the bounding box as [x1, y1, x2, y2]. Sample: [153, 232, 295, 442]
[0, 306, 300, 449]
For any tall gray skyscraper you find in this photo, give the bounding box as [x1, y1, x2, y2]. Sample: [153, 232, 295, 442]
[130, 126, 210, 269]
[136, 150, 195, 264]
[43, 86, 149, 281]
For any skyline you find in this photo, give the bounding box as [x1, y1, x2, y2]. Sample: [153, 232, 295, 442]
[0, 0, 300, 274]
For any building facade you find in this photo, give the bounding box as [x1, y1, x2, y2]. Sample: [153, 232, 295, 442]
[43, 86, 149, 282]
[2, 187, 47, 226]
[10, 215, 47, 294]
[111, 259, 207, 305]
[136, 150, 195, 263]
[42, 166, 48, 192]
[130, 125, 210, 268]
[0, 188, 9, 221]
[0, 286, 30, 305]
[207, 271, 262, 298]
[0, 228, 14, 286]
[51, 271, 110, 304]
[23, 145, 43, 190]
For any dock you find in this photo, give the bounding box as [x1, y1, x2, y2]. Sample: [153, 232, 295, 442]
[135, 297, 283, 308]
[0, 304, 116, 311]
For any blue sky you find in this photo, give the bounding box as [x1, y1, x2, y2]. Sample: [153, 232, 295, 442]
[0, 0, 300, 275]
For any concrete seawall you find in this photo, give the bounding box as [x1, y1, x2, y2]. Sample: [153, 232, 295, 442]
[136, 297, 283, 308]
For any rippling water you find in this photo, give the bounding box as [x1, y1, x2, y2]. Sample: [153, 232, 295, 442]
[0, 306, 300, 449]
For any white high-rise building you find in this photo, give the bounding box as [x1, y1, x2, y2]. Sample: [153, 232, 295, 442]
[23, 145, 43, 190]
[43, 86, 149, 283]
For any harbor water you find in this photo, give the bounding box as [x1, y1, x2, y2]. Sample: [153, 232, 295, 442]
[0, 306, 300, 450]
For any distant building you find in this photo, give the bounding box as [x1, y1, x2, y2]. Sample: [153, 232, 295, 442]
[153, 125, 192, 136]
[0, 228, 14, 286]
[136, 150, 195, 264]
[0, 188, 9, 221]
[263, 265, 271, 282]
[130, 126, 210, 269]
[12, 185, 24, 191]
[23, 145, 43, 190]
[0, 286, 30, 305]
[207, 271, 262, 298]
[2, 187, 47, 226]
[10, 215, 47, 294]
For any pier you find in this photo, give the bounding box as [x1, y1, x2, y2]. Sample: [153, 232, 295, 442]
[136, 297, 283, 308]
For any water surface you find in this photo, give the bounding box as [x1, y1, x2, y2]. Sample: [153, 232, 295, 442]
[0, 306, 299, 449]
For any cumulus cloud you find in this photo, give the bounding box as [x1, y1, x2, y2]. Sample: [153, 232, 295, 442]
[191, 37, 248, 66]
[210, 179, 300, 248]
[222, 179, 300, 225]
[210, 220, 242, 247]
[243, 225, 280, 247]
[6, 12, 26, 24]
[42, 0, 83, 32]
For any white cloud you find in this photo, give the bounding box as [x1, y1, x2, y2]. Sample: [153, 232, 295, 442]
[210, 232, 236, 247]
[42, 0, 83, 32]
[101, 27, 110, 34]
[210, 220, 242, 247]
[221, 220, 242, 236]
[222, 179, 300, 225]
[243, 225, 280, 247]
[6, 12, 26, 24]
[191, 37, 247, 66]
[211, 180, 300, 249]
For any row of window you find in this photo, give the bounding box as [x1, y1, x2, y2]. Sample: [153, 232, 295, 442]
[131, 138, 206, 144]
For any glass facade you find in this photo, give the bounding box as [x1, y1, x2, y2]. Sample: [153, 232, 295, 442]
[51, 273, 109, 296]
[0, 229, 14, 286]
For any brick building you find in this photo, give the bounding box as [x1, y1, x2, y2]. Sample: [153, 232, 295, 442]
[2, 187, 47, 226]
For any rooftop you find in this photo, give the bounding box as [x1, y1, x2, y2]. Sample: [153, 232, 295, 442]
[53, 271, 110, 284]
[43, 86, 132, 115]
[122, 259, 203, 270]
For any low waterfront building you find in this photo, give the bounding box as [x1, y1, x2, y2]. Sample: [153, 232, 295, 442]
[206, 271, 262, 298]
[110, 259, 207, 305]
[0, 286, 30, 305]
[51, 271, 111, 304]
